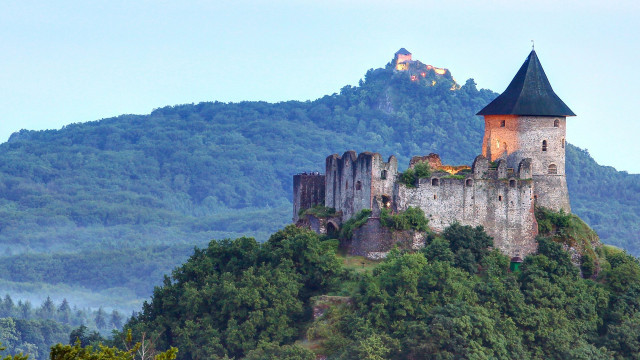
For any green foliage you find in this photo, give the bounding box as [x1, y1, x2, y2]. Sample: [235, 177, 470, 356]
[536, 207, 571, 235]
[442, 223, 493, 274]
[50, 332, 178, 360]
[118, 221, 640, 359]
[0, 343, 28, 360]
[299, 205, 337, 218]
[124, 225, 342, 359]
[398, 161, 431, 187]
[244, 342, 315, 360]
[566, 144, 640, 255]
[379, 207, 429, 232]
[338, 209, 372, 240]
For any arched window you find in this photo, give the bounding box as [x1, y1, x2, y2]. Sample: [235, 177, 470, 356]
[500, 120, 506, 127]
[355, 181, 362, 190]
[548, 164, 558, 175]
[554, 119, 560, 127]
[542, 140, 547, 151]
[381, 195, 391, 209]
[498, 195, 502, 202]
[509, 179, 516, 188]
[562, 138, 565, 148]
[466, 179, 473, 187]
[432, 178, 439, 186]
[381, 170, 387, 179]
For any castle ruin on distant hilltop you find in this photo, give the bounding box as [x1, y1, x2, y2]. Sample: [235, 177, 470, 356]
[293, 49, 575, 260]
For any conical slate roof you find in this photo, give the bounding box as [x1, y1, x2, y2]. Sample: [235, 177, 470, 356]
[395, 48, 411, 55]
[477, 50, 575, 116]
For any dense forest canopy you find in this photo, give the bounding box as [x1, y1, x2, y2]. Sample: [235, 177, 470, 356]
[123, 223, 640, 360]
[0, 58, 637, 311]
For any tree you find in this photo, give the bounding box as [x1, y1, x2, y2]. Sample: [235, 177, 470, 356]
[94, 308, 107, 330]
[57, 299, 71, 324]
[111, 310, 123, 330]
[36, 297, 55, 320]
[0, 342, 28, 360]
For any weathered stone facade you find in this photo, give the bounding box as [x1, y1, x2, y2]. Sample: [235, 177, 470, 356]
[324, 151, 397, 221]
[293, 49, 574, 260]
[293, 152, 540, 258]
[482, 115, 570, 212]
[396, 155, 538, 258]
[292, 172, 325, 223]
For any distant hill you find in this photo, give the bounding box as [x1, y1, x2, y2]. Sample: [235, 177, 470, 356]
[0, 58, 637, 310]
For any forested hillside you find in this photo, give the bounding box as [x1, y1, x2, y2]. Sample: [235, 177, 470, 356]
[0, 59, 637, 309]
[124, 224, 640, 359]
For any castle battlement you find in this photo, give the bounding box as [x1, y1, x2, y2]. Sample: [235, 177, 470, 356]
[293, 49, 574, 259]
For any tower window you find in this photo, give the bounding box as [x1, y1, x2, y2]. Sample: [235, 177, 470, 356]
[500, 120, 506, 127]
[356, 181, 362, 190]
[542, 140, 547, 152]
[466, 179, 473, 187]
[509, 179, 516, 188]
[562, 138, 565, 148]
[432, 178, 439, 186]
[434, 194, 437, 200]
[554, 119, 560, 127]
[548, 164, 558, 175]
[345, 180, 348, 189]
[498, 195, 502, 201]
[381, 170, 387, 179]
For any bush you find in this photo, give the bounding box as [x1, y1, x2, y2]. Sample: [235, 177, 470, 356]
[339, 209, 372, 240]
[399, 161, 431, 187]
[300, 205, 338, 218]
[380, 207, 429, 232]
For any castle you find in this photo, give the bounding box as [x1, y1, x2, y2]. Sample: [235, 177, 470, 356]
[293, 49, 575, 259]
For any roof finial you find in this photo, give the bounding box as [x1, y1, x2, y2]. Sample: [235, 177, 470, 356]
[531, 40, 535, 51]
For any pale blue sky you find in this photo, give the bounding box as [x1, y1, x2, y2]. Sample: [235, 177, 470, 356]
[1, 0, 638, 172]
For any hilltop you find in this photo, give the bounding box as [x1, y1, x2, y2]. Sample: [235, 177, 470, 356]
[0, 52, 637, 310]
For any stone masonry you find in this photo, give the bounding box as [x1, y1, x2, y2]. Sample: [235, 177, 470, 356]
[293, 49, 574, 259]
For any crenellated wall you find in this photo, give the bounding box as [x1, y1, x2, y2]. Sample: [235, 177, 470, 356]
[395, 155, 538, 258]
[294, 152, 542, 258]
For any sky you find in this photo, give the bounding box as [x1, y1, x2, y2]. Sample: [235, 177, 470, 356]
[1, 0, 639, 173]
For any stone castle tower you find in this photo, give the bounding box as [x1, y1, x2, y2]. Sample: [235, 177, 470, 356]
[477, 50, 575, 212]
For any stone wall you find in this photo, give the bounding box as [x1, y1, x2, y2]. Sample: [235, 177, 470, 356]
[395, 155, 538, 258]
[292, 173, 325, 222]
[349, 218, 426, 259]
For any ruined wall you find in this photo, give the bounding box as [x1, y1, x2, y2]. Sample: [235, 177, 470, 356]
[395, 155, 538, 258]
[292, 173, 325, 222]
[349, 218, 426, 259]
[325, 151, 397, 222]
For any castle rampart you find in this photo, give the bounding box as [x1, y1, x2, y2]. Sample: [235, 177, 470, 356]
[293, 49, 574, 260]
[395, 155, 538, 257]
